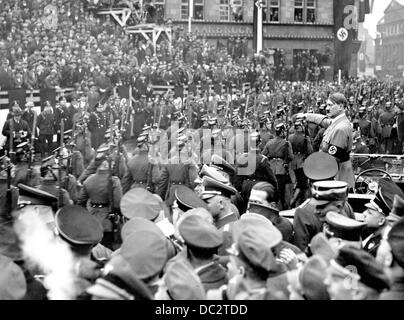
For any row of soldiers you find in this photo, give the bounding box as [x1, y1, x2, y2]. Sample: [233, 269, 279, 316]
[1, 81, 404, 299]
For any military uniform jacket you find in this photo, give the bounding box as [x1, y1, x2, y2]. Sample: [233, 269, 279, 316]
[37, 111, 56, 135]
[379, 111, 395, 138]
[156, 156, 198, 205]
[262, 137, 293, 175]
[121, 151, 153, 194]
[288, 132, 313, 170]
[362, 225, 391, 257]
[2, 118, 31, 146]
[306, 113, 354, 187]
[77, 169, 122, 210]
[233, 150, 279, 202]
[292, 199, 323, 251]
[358, 117, 374, 138]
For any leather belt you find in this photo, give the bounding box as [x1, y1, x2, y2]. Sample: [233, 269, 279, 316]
[90, 203, 109, 208]
[170, 181, 184, 185]
[133, 180, 147, 184]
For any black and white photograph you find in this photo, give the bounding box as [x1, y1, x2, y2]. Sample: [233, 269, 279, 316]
[0, 0, 404, 305]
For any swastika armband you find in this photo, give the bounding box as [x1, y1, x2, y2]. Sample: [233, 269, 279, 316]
[327, 144, 350, 162]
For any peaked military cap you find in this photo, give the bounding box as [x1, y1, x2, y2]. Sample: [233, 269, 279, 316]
[55, 205, 103, 246]
[365, 178, 404, 217]
[208, 117, 217, 124]
[137, 134, 147, 145]
[299, 255, 330, 300]
[359, 107, 367, 113]
[388, 217, 404, 269]
[96, 145, 109, 154]
[174, 185, 209, 212]
[211, 154, 236, 175]
[311, 181, 348, 205]
[179, 214, 222, 249]
[232, 219, 279, 271]
[17, 183, 58, 208]
[391, 194, 404, 219]
[120, 188, 163, 221]
[275, 123, 285, 131]
[323, 211, 366, 242]
[201, 176, 237, 200]
[308, 233, 337, 262]
[303, 152, 338, 181]
[164, 258, 206, 300]
[232, 213, 282, 249]
[334, 245, 390, 292]
[121, 217, 157, 242]
[199, 164, 229, 184]
[119, 226, 168, 280]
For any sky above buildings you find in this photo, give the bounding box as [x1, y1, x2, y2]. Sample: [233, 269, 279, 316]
[363, 0, 403, 38]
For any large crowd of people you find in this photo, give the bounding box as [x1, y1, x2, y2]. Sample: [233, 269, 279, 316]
[0, 0, 330, 95]
[1, 0, 404, 303]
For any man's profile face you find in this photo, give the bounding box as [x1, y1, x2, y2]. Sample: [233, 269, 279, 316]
[206, 196, 223, 219]
[326, 99, 343, 118]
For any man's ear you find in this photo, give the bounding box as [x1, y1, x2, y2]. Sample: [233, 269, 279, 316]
[378, 216, 386, 227]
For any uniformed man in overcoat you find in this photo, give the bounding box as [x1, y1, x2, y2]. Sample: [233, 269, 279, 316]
[77, 157, 123, 248]
[304, 93, 355, 188]
[262, 123, 293, 210]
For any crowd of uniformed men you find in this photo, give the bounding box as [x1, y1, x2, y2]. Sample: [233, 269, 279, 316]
[1, 76, 404, 300]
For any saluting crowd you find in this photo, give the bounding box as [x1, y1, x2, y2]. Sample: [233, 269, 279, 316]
[1, 0, 404, 302]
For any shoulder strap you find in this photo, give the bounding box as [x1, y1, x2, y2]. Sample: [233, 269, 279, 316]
[146, 162, 153, 190]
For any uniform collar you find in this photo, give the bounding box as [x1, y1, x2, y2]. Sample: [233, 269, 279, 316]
[215, 212, 238, 229]
[332, 113, 346, 124]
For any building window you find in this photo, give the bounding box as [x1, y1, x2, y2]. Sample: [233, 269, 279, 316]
[219, 0, 230, 21]
[181, 0, 189, 19]
[153, 0, 165, 23]
[306, 0, 315, 23]
[269, 0, 280, 22]
[230, 0, 243, 21]
[294, 0, 304, 22]
[180, 0, 204, 20]
[219, 0, 243, 22]
[194, 0, 204, 20]
[294, 0, 316, 23]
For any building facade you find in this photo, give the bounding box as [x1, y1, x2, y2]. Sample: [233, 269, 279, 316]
[375, 0, 404, 78]
[162, 0, 336, 79]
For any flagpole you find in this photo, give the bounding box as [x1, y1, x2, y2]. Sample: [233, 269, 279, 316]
[188, 0, 193, 33]
[257, 2, 263, 54]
